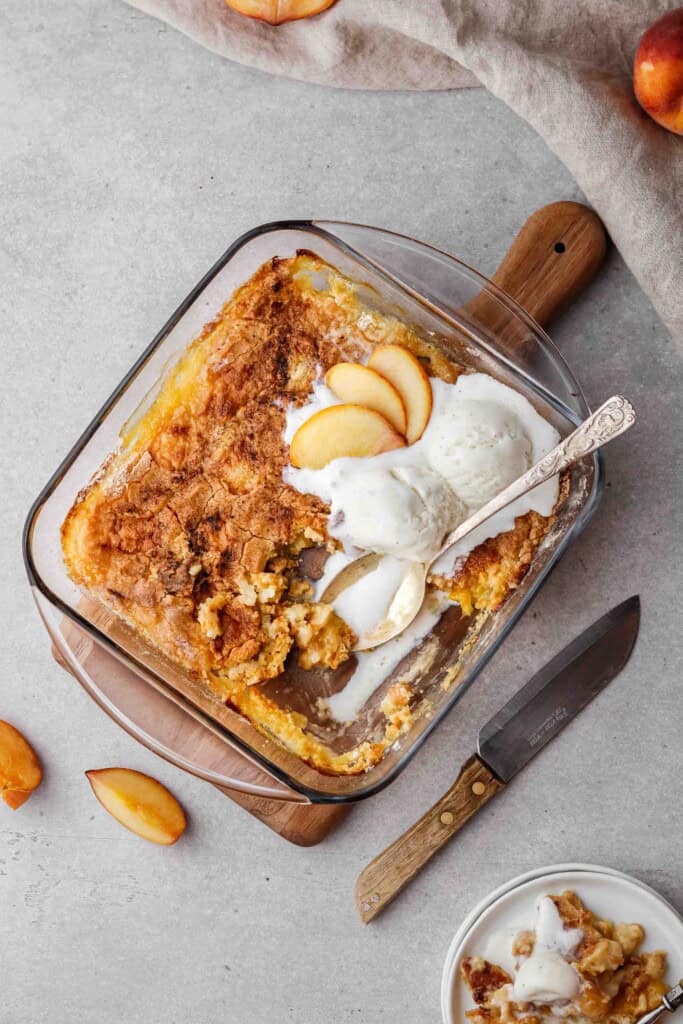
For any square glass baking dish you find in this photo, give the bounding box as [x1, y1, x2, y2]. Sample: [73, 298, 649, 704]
[23, 221, 601, 803]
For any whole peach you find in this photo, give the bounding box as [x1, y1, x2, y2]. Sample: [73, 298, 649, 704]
[633, 7, 683, 135]
[224, 0, 335, 24]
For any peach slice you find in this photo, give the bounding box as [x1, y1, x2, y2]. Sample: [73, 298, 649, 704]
[0, 721, 42, 810]
[86, 768, 186, 845]
[224, 0, 336, 25]
[290, 404, 405, 469]
[368, 345, 433, 443]
[326, 362, 407, 435]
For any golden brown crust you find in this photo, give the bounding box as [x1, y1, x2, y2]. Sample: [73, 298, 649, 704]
[62, 257, 358, 686]
[461, 957, 513, 1004]
[62, 253, 560, 774]
[431, 508, 554, 615]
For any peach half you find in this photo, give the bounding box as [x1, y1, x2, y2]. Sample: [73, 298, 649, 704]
[326, 362, 407, 435]
[368, 345, 433, 444]
[289, 404, 405, 470]
[224, 0, 336, 25]
[86, 768, 187, 845]
[0, 720, 43, 810]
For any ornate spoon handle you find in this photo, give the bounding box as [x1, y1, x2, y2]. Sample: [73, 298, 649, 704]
[432, 396, 636, 565]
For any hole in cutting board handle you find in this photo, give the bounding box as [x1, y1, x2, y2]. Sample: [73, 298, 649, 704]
[554, 241, 566, 253]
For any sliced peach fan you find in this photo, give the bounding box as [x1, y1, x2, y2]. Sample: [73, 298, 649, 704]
[86, 768, 187, 845]
[291, 346, 434, 466]
[224, 0, 336, 26]
[0, 720, 42, 810]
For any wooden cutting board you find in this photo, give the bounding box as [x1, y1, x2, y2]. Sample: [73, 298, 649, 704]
[50, 202, 607, 845]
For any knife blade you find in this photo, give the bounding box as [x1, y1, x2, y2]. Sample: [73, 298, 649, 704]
[355, 596, 640, 923]
[478, 594, 640, 782]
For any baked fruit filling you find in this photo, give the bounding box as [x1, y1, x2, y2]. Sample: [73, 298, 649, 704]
[461, 891, 668, 1024]
[61, 253, 562, 773]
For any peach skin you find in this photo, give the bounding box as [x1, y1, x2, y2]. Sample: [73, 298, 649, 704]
[0, 720, 43, 810]
[634, 7, 683, 135]
[224, 0, 335, 25]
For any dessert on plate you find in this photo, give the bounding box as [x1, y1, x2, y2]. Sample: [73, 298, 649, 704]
[461, 891, 669, 1024]
[61, 252, 565, 774]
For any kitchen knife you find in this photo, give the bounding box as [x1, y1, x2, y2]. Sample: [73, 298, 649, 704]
[355, 595, 640, 923]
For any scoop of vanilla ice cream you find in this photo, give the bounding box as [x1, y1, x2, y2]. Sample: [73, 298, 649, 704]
[425, 398, 532, 507]
[328, 464, 461, 561]
[283, 370, 561, 582]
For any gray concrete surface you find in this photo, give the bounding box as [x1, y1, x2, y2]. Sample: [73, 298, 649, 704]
[1, 3, 681, 1023]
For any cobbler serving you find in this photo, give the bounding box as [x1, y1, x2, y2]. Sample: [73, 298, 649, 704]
[462, 891, 668, 1024]
[62, 253, 564, 773]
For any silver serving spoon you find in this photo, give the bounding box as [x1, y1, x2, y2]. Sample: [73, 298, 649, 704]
[321, 395, 636, 650]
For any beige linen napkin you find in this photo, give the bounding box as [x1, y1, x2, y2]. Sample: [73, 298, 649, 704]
[127, 0, 683, 345]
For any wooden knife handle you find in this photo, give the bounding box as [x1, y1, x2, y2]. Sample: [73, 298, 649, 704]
[467, 201, 607, 349]
[355, 756, 504, 923]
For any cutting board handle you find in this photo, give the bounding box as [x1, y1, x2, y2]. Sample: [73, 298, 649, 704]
[470, 201, 607, 340]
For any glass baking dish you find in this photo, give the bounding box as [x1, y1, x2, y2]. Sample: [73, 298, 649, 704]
[23, 222, 601, 803]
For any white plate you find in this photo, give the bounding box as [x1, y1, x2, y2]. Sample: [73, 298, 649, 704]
[441, 863, 683, 1024]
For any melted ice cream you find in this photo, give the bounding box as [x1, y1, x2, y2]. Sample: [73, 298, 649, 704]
[283, 370, 561, 721]
[284, 373, 560, 574]
[487, 896, 584, 1007]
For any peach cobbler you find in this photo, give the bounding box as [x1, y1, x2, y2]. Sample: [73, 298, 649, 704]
[61, 253, 563, 773]
[462, 891, 669, 1024]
